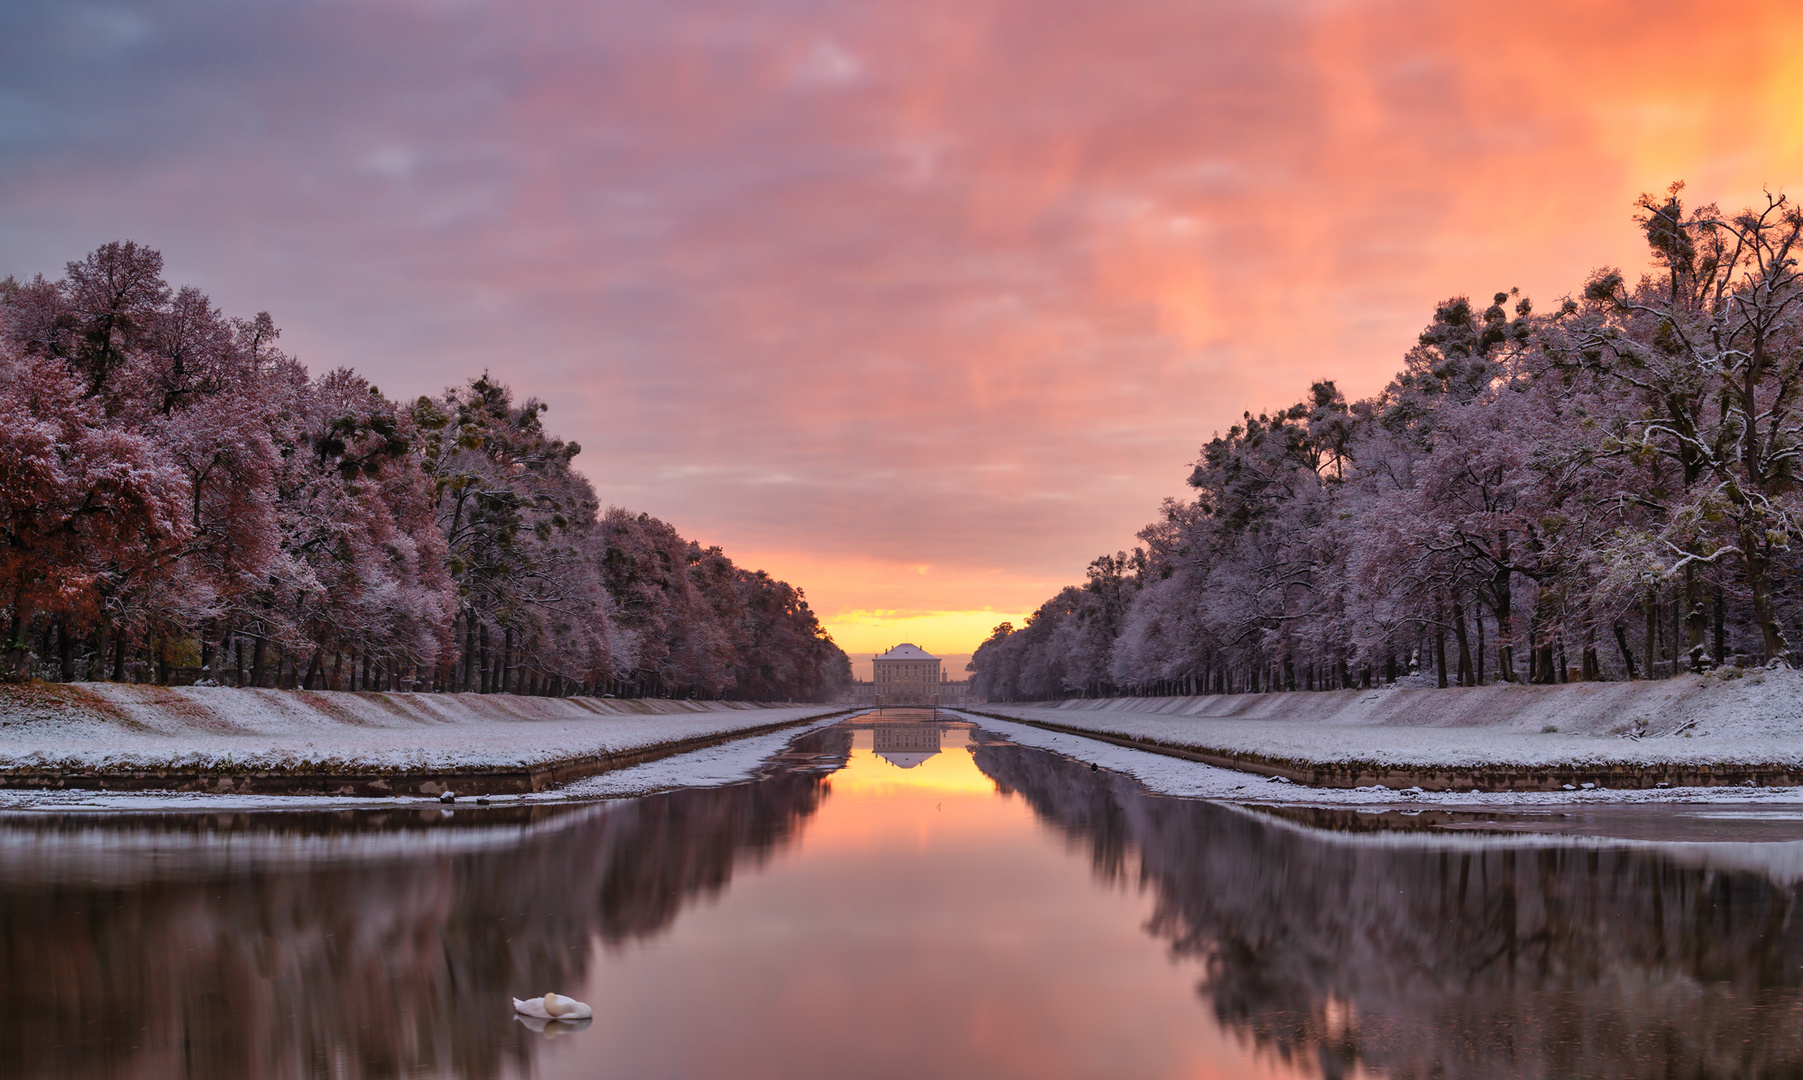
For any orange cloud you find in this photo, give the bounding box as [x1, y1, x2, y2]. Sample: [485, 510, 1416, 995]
[4, 0, 1801, 650]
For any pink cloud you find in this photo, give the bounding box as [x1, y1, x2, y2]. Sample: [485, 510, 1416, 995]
[5, 0, 1803, 653]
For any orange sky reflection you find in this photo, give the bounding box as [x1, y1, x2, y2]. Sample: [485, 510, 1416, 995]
[530, 718, 1353, 1079]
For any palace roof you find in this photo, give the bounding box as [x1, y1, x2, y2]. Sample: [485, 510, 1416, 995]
[874, 643, 939, 661]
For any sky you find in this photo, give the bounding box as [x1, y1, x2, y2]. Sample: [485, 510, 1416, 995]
[5, 0, 1803, 678]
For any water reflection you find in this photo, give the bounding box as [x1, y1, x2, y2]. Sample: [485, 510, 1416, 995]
[972, 740, 1803, 1080]
[871, 722, 942, 769]
[6, 716, 1803, 1079]
[0, 725, 851, 1080]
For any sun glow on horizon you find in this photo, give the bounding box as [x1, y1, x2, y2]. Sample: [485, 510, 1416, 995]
[821, 608, 1027, 662]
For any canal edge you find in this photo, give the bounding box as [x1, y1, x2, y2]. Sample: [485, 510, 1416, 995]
[958, 709, 1803, 792]
[0, 707, 863, 798]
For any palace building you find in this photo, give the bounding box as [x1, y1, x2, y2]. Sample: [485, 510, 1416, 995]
[845, 643, 979, 706]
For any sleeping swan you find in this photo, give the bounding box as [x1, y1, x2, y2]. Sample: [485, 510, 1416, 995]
[513, 992, 594, 1021]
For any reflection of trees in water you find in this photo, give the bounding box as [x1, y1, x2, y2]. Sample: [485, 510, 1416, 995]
[0, 727, 850, 1080]
[972, 740, 1803, 1080]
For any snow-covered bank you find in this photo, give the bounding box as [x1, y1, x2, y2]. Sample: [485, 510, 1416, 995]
[987, 670, 1803, 735]
[0, 710, 853, 812]
[964, 669, 1803, 789]
[956, 712, 1803, 810]
[0, 683, 853, 793]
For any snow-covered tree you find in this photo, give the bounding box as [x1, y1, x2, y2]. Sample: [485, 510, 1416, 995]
[0, 244, 847, 696]
[973, 185, 1803, 698]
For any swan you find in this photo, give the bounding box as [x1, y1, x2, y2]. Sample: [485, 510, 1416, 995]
[513, 992, 594, 1021]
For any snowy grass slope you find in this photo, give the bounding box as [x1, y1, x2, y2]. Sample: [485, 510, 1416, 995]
[0, 710, 854, 811]
[0, 683, 848, 774]
[974, 668, 1803, 770]
[957, 712, 1803, 807]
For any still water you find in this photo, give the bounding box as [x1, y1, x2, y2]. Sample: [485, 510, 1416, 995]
[6, 711, 1803, 1079]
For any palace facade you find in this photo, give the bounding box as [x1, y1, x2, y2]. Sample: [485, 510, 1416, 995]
[844, 643, 979, 706]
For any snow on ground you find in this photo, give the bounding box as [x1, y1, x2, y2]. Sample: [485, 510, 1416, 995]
[0, 787, 449, 812]
[0, 683, 847, 773]
[555, 711, 857, 798]
[970, 668, 1803, 770]
[1206, 798, 1803, 886]
[0, 706, 864, 812]
[952, 711, 1803, 807]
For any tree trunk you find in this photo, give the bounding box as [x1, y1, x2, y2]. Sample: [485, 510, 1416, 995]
[1434, 611, 1449, 689]
[199, 618, 216, 682]
[1476, 602, 1486, 685]
[462, 616, 477, 692]
[1715, 586, 1727, 668]
[3, 610, 27, 681]
[1739, 527, 1790, 662]
[1492, 534, 1516, 681]
[478, 622, 491, 693]
[58, 623, 76, 682]
[1451, 600, 1474, 686]
[1672, 586, 1685, 673]
[1613, 621, 1639, 679]
[250, 635, 267, 688]
[1643, 593, 1658, 679]
[1683, 567, 1710, 669]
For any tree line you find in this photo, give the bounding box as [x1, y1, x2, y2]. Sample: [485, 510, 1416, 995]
[0, 242, 852, 700]
[974, 184, 1803, 700]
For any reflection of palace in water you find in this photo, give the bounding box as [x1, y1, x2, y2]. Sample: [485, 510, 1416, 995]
[872, 723, 942, 768]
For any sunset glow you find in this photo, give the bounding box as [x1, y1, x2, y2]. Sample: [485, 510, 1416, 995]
[5, 0, 1802, 658]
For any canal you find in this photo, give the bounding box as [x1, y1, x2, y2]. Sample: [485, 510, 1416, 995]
[5, 709, 1803, 1078]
